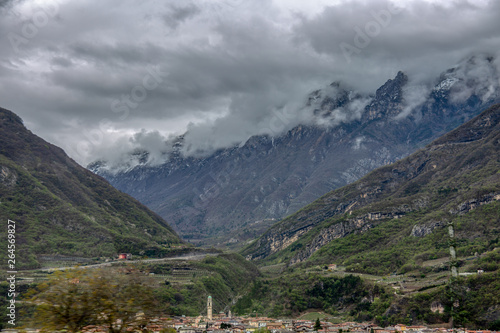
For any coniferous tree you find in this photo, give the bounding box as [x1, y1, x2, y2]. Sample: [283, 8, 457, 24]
[314, 318, 323, 331]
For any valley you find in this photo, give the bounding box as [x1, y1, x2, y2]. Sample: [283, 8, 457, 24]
[5, 246, 498, 330]
[1, 69, 500, 331]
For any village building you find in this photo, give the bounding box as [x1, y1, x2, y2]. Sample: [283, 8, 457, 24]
[117, 253, 132, 260]
[207, 296, 213, 321]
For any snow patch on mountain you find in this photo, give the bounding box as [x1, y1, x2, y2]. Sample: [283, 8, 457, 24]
[433, 77, 459, 92]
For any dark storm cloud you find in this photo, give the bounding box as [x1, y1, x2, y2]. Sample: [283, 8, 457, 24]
[0, 0, 25, 12]
[162, 4, 201, 30]
[293, 0, 500, 89]
[0, 0, 499, 166]
[0, 0, 13, 9]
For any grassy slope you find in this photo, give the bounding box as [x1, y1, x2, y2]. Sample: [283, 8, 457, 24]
[0, 107, 183, 269]
[141, 253, 260, 316]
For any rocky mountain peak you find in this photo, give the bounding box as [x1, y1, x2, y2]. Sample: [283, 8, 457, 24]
[433, 54, 499, 103]
[363, 71, 408, 121]
[375, 71, 408, 100]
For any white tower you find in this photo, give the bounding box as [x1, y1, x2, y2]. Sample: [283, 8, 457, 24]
[207, 296, 213, 320]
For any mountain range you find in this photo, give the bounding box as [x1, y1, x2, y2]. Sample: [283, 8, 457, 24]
[0, 107, 183, 269]
[242, 103, 500, 269]
[90, 55, 500, 245]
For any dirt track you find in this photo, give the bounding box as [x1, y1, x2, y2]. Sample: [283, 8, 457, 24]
[38, 252, 219, 272]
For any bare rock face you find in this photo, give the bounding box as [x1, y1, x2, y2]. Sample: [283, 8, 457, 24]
[411, 221, 446, 237]
[431, 301, 445, 314]
[450, 193, 500, 215]
[289, 218, 374, 265]
[362, 71, 407, 121]
[0, 166, 17, 187]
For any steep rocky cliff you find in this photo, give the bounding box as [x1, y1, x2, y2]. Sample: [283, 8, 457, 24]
[241, 103, 500, 266]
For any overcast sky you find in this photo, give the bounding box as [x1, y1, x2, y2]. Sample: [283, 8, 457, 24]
[1, 0, 499, 166]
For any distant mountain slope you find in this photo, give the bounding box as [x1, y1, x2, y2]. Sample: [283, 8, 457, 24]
[0, 107, 183, 269]
[91, 55, 499, 245]
[241, 104, 500, 271]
